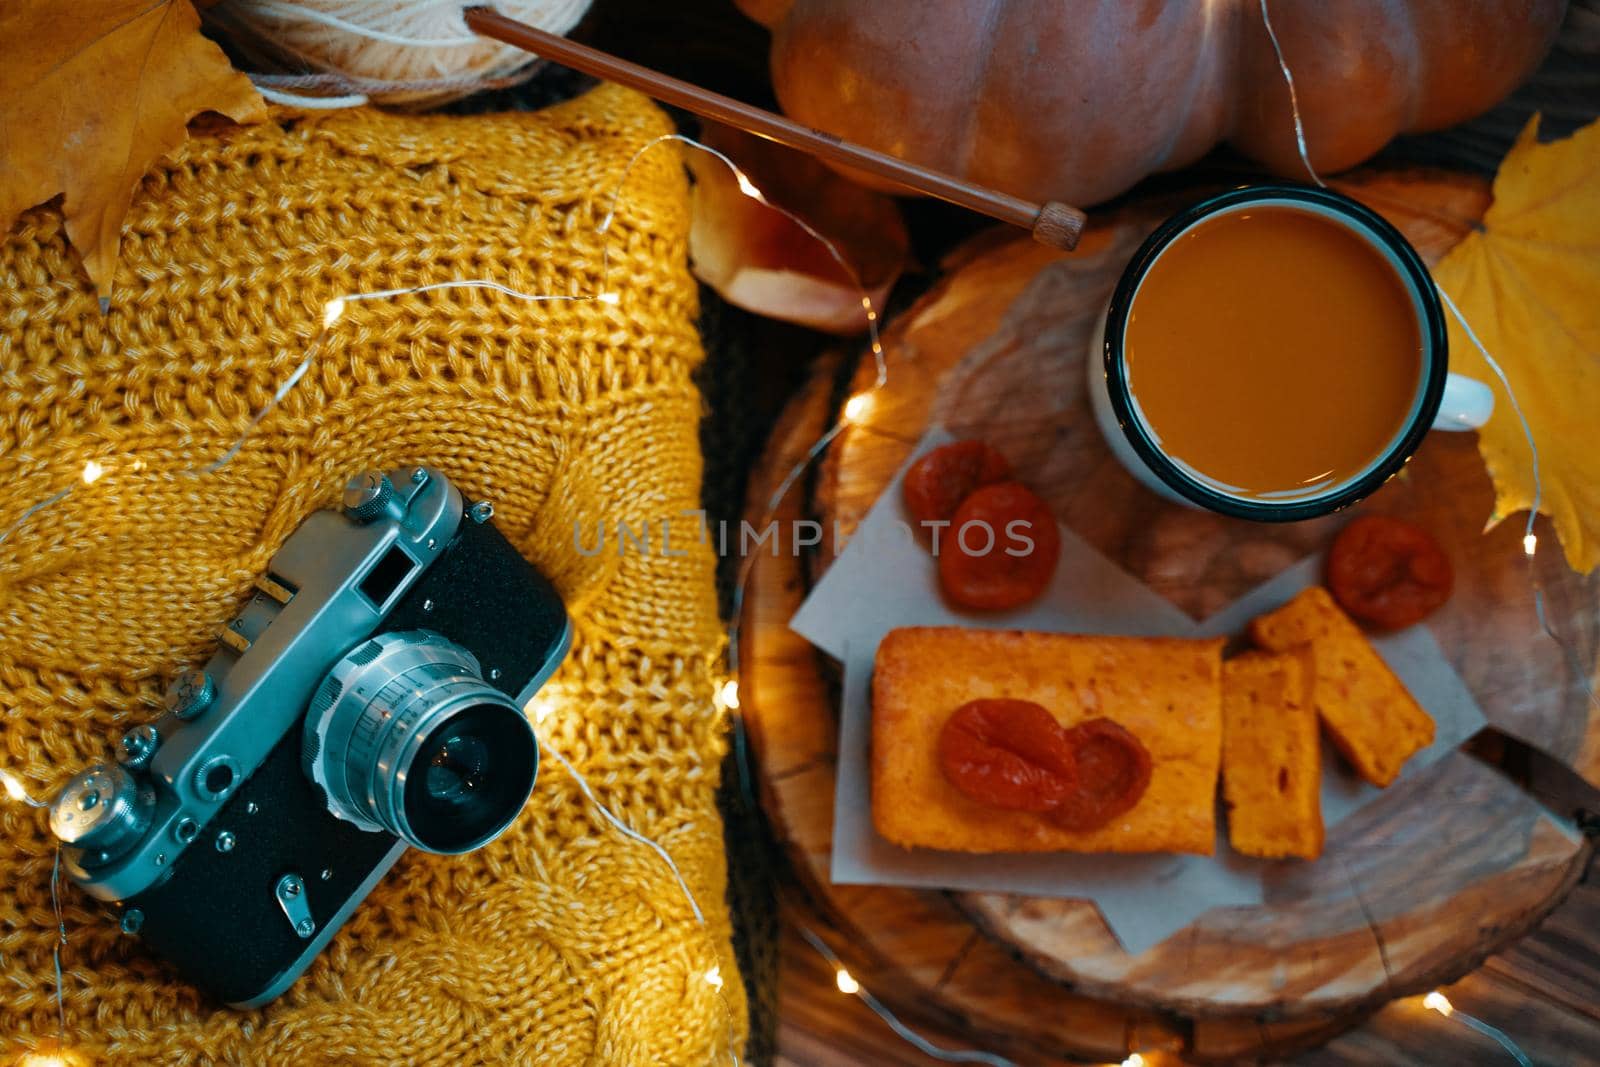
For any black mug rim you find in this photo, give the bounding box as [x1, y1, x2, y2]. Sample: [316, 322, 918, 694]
[1102, 182, 1449, 522]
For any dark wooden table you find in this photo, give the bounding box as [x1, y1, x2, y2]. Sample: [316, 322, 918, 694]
[775, 854, 1600, 1066]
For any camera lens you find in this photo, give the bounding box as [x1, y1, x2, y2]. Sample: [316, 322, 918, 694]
[403, 705, 536, 853]
[425, 734, 490, 804]
[303, 631, 538, 854]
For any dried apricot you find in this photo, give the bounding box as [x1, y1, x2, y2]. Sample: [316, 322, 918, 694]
[1327, 515, 1452, 630]
[938, 699, 1077, 812]
[938, 482, 1060, 611]
[902, 440, 1011, 527]
[1048, 718, 1153, 832]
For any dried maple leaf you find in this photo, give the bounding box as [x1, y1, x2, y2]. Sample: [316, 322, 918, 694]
[1433, 116, 1600, 573]
[0, 0, 265, 301]
[688, 126, 908, 335]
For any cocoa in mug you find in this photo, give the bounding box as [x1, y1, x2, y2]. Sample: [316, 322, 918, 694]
[1089, 185, 1493, 521]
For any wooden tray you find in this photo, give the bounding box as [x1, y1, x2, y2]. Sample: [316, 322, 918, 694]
[738, 169, 1595, 1062]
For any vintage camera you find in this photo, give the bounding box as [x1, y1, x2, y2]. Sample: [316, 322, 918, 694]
[48, 467, 569, 1007]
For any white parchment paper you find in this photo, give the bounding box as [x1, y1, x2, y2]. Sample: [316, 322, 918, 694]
[793, 429, 1489, 954]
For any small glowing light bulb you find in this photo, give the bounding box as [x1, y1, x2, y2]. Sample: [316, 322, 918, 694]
[12, 1040, 85, 1067]
[704, 966, 723, 990]
[1423, 991, 1453, 1016]
[80, 460, 105, 484]
[16, 1054, 75, 1067]
[834, 968, 860, 995]
[735, 171, 763, 199]
[843, 394, 871, 421]
[322, 298, 346, 328]
[1122, 1055, 1146, 1067]
[597, 291, 621, 306]
[1, 768, 29, 803]
[717, 680, 739, 710]
[1523, 532, 1538, 556]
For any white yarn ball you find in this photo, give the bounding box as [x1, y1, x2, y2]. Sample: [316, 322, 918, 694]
[209, 0, 595, 108]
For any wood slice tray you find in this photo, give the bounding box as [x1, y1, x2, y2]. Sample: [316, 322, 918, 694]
[738, 169, 1596, 1063]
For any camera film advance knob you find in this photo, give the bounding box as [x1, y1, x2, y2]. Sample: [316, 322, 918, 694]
[164, 669, 215, 721]
[342, 470, 398, 525]
[49, 764, 154, 858]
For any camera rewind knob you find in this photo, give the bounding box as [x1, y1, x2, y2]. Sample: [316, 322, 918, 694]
[49, 764, 154, 857]
[342, 471, 397, 525]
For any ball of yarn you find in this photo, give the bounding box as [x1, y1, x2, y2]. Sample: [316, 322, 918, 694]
[206, 0, 595, 108]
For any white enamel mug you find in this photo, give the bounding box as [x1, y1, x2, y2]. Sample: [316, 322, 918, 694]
[1087, 184, 1493, 521]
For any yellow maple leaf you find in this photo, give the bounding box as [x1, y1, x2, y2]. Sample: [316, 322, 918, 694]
[1433, 115, 1600, 573]
[0, 0, 266, 301]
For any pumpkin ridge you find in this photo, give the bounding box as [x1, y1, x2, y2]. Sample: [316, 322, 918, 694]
[1152, 0, 1237, 178]
[1223, 0, 1251, 143]
[1389, 0, 1425, 132]
[952, 0, 1011, 182]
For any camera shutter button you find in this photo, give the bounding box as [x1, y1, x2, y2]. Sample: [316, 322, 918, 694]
[342, 471, 397, 524]
[165, 669, 215, 721]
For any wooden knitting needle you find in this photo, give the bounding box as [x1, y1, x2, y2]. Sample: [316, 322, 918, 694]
[463, 6, 1087, 251]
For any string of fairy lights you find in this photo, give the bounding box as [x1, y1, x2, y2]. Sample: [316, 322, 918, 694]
[0, 134, 768, 1067]
[1259, 0, 1600, 721]
[0, 120, 897, 1067]
[0, 13, 1585, 1059]
[710, 4, 1574, 1061]
[1258, 0, 1597, 726]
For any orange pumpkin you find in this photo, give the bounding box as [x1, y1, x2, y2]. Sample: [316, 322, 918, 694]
[738, 0, 1566, 205]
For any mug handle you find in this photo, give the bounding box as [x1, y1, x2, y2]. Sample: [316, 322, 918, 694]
[1432, 373, 1494, 431]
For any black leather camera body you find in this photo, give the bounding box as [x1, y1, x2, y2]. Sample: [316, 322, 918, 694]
[48, 467, 569, 1007]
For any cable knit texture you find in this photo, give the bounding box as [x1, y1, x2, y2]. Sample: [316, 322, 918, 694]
[0, 85, 744, 1065]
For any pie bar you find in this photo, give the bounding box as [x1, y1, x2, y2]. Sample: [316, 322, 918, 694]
[871, 627, 1225, 855]
[1249, 587, 1434, 787]
[1221, 648, 1324, 860]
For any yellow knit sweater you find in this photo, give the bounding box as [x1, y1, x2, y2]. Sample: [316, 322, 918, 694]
[0, 85, 744, 1064]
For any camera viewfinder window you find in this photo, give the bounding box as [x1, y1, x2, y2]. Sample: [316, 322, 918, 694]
[359, 545, 416, 608]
